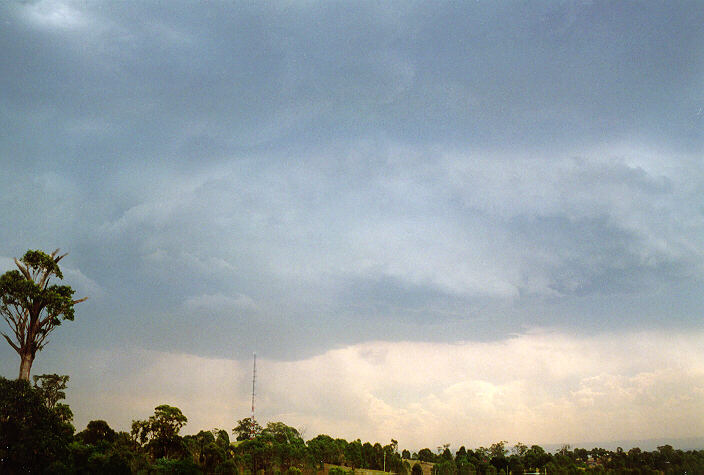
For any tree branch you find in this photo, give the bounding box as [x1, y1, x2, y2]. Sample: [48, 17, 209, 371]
[14, 258, 31, 280]
[54, 250, 67, 263]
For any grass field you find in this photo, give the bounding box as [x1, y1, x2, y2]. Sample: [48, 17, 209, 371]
[322, 460, 435, 475]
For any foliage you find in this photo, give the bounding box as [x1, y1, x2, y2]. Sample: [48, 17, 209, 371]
[33, 373, 69, 408]
[232, 421, 307, 473]
[0, 377, 74, 473]
[214, 428, 230, 449]
[33, 373, 74, 424]
[418, 447, 436, 463]
[131, 404, 188, 460]
[0, 249, 86, 380]
[308, 434, 345, 466]
[434, 458, 458, 475]
[152, 456, 201, 474]
[232, 416, 263, 441]
[215, 458, 238, 474]
[77, 419, 117, 445]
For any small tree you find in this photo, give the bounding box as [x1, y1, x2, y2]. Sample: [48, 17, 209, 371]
[0, 249, 86, 380]
[33, 373, 73, 424]
[33, 373, 69, 409]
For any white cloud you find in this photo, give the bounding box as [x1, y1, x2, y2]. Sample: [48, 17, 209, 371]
[21, 0, 91, 30]
[65, 329, 704, 451]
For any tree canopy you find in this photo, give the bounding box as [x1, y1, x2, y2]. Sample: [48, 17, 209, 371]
[0, 249, 86, 380]
[0, 376, 74, 473]
[131, 404, 188, 460]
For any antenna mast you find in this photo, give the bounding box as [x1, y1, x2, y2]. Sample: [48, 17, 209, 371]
[251, 352, 256, 427]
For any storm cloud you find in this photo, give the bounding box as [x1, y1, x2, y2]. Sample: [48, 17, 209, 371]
[0, 0, 702, 446]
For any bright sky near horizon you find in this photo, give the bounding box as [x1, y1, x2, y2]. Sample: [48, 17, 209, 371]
[1, 0, 703, 451]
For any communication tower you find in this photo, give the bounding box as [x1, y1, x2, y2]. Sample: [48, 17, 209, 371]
[251, 352, 256, 437]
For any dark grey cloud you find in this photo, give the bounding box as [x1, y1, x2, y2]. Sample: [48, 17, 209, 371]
[0, 0, 703, 363]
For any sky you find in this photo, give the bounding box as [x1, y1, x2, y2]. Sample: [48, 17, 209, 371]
[1, 0, 703, 451]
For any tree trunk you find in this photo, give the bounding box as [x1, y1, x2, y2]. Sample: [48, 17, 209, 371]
[19, 352, 33, 381]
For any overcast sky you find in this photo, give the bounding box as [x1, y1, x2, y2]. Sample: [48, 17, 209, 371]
[1, 0, 703, 450]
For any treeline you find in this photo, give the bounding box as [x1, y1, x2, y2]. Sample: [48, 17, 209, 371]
[405, 442, 704, 474]
[2, 376, 703, 474]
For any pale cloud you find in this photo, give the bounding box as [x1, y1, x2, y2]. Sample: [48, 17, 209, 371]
[20, 0, 92, 30]
[64, 330, 704, 450]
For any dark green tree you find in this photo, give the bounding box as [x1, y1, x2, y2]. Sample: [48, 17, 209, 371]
[0, 377, 74, 472]
[308, 434, 342, 466]
[184, 430, 215, 468]
[201, 441, 227, 473]
[215, 459, 238, 474]
[131, 404, 188, 459]
[523, 445, 550, 471]
[456, 446, 476, 475]
[573, 447, 588, 464]
[345, 439, 364, 468]
[384, 440, 404, 473]
[151, 457, 200, 474]
[418, 448, 436, 463]
[434, 459, 458, 475]
[362, 442, 375, 468]
[335, 438, 350, 465]
[508, 455, 524, 475]
[456, 446, 467, 460]
[512, 442, 528, 457]
[489, 441, 508, 459]
[441, 447, 453, 461]
[33, 373, 73, 424]
[0, 249, 86, 380]
[372, 442, 384, 470]
[77, 419, 117, 445]
[231, 420, 308, 473]
[33, 373, 69, 408]
[262, 421, 307, 471]
[214, 428, 230, 450]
